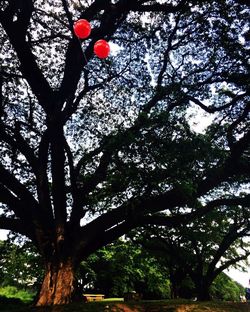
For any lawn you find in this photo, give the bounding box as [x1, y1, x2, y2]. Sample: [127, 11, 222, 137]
[1, 300, 250, 312]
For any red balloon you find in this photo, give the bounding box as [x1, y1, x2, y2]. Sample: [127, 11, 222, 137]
[94, 40, 110, 59]
[73, 19, 91, 39]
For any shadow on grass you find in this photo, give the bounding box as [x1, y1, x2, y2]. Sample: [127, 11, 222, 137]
[1, 300, 250, 312]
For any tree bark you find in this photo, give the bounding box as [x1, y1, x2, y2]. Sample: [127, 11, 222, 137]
[195, 278, 211, 301]
[169, 271, 182, 299]
[36, 258, 75, 306]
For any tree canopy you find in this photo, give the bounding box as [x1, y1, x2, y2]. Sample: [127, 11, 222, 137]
[0, 0, 249, 306]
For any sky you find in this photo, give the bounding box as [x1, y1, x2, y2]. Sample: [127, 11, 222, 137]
[0, 230, 8, 240]
[226, 267, 250, 288]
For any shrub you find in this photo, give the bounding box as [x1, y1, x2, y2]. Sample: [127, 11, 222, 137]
[0, 286, 35, 303]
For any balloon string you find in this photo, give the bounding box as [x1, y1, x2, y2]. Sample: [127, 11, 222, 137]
[77, 38, 88, 66]
[77, 38, 109, 85]
[103, 60, 109, 84]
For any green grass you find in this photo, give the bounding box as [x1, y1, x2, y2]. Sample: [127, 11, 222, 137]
[0, 299, 250, 312]
[103, 298, 124, 302]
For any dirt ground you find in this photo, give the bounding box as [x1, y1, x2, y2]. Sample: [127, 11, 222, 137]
[1, 299, 250, 312]
[107, 302, 250, 312]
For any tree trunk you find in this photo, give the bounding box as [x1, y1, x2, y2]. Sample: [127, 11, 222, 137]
[170, 274, 181, 299]
[197, 289, 211, 301]
[36, 258, 75, 306]
[195, 279, 211, 301]
[169, 267, 186, 299]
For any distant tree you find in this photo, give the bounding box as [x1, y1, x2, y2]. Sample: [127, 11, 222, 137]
[135, 205, 250, 300]
[0, 0, 249, 305]
[0, 239, 43, 289]
[80, 240, 171, 299]
[211, 272, 245, 302]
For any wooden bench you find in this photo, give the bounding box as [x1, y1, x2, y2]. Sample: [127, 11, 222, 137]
[83, 294, 105, 302]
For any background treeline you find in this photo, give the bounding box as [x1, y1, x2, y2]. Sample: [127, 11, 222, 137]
[0, 238, 245, 303]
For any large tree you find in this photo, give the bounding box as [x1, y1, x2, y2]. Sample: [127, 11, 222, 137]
[0, 0, 249, 306]
[134, 204, 250, 300]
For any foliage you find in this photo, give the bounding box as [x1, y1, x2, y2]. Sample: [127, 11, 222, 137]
[0, 286, 35, 303]
[211, 273, 245, 301]
[132, 205, 250, 300]
[0, 239, 43, 289]
[79, 240, 171, 299]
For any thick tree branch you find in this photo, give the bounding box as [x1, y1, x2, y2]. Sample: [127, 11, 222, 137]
[0, 123, 40, 175]
[130, 0, 188, 13]
[0, 216, 34, 239]
[187, 95, 234, 113]
[213, 253, 250, 281]
[229, 130, 250, 160]
[139, 195, 250, 227]
[64, 138, 83, 226]
[0, 167, 50, 233]
[207, 225, 249, 278]
[0, 164, 37, 205]
[0, 4, 54, 111]
[79, 187, 193, 244]
[0, 184, 32, 219]
[196, 135, 250, 197]
[227, 103, 250, 149]
[49, 125, 67, 229]
[35, 130, 54, 221]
